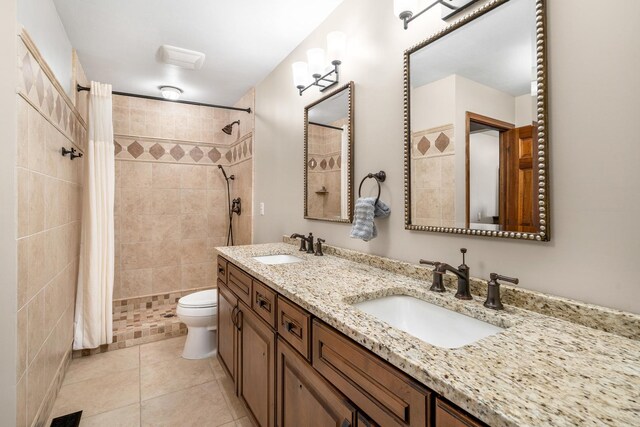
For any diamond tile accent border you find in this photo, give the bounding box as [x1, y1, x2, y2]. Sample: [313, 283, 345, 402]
[411, 124, 454, 159]
[114, 132, 253, 166]
[17, 32, 88, 151]
[307, 152, 341, 173]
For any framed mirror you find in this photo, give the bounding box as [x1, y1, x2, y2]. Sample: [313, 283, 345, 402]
[404, 0, 549, 241]
[304, 81, 354, 223]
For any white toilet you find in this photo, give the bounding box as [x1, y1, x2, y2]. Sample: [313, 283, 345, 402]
[176, 289, 218, 359]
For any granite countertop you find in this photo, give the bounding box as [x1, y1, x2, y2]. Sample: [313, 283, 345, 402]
[216, 243, 640, 427]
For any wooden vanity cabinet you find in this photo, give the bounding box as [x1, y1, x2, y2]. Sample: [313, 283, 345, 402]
[237, 300, 276, 427]
[277, 337, 356, 427]
[312, 321, 433, 427]
[217, 280, 237, 384]
[435, 399, 485, 427]
[217, 257, 489, 427]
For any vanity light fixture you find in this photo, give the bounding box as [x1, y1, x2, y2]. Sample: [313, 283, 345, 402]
[159, 85, 183, 101]
[394, 0, 480, 30]
[292, 31, 346, 96]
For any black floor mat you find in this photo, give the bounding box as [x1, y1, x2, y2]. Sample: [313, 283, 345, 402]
[50, 411, 82, 427]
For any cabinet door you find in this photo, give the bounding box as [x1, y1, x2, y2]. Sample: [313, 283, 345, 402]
[217, 280, 237, 384]
[313, 321, 432, 427]
[238, 301, 276, 427]
[277, 337, 356, 427]
[435, 399, 485, 427]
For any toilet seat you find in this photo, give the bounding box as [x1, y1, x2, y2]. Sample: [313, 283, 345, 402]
[178, 289, 218, 309]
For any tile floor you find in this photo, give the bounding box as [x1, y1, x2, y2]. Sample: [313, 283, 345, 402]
[49, 336, 251, 427]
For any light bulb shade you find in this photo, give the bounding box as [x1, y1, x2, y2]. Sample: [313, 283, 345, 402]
[292, 62, 309, 88]
[327, 31, 346, 63]
[394, 0, 418, 17]
[160, 86, 182, 100]
[307, 48, 326, 77]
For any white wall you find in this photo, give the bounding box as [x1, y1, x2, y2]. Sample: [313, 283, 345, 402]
[18, 0, 73, 94]
[254, 0, 640, 314]
[0, 0, 18, 423]
[453, 75, 515, 224]
[469, 131, 500, 222]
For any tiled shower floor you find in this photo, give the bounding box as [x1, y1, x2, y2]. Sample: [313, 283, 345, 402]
[74, 291, 211, 358]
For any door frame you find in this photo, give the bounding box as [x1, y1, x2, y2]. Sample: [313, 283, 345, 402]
[465, 112, 514, 228]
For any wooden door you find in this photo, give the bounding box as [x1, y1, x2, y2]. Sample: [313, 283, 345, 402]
[501, 125, 538, 232]
[277, 337, 356, 427]
[238, 301, 276, 427]
[217, 280, 237, 384]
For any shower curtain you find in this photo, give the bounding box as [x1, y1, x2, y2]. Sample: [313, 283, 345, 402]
[73, 82, 115, 350]
[340, 124, 349, 219]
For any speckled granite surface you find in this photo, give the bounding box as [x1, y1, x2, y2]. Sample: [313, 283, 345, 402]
[282, 236, 640, 340]
[217, 243, 640, 427]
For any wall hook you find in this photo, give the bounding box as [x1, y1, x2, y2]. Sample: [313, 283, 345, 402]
[62, 147, 83, 160]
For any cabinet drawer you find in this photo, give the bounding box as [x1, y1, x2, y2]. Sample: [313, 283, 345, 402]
[277, 297, 311, 360]
[217, 256, 228, 284]
[312, 321, 432, 427]
[227, 263, 252, 305]
[252, 280, 277, 329]
[435, 399, 485, 427]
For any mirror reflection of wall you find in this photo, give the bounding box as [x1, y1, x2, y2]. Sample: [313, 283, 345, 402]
[305, 82, 353, 222]
[406, 0, 547, 239]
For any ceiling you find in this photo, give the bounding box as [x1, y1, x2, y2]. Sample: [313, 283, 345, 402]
[53, 0, 344, 106]
[410, 0, 536, 96]
[308, 88, 349, 125]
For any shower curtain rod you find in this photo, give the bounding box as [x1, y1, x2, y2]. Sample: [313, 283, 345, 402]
[76, 85, 252, 114]
[309, 121, 343, 131]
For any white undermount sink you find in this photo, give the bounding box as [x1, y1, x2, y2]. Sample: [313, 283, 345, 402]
[353, 295, 504, 349]
[253, 254, 304, 265]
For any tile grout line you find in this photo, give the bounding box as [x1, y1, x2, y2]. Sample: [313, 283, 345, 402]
[139, 344, 142, 426]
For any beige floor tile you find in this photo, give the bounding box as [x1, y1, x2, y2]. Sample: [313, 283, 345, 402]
[217, 376, 246, 420]
[50, 368, 140, 419]
[141, 381, 234, 427]
[80, 404, 140, 427]
[208, 356, 227, 380]
[140, 336, 186, 366]
[141, 357, 214, 401]
[218, 422, 236, 427]
[235, 417, 253, 427]
[64, 347, 140, 385]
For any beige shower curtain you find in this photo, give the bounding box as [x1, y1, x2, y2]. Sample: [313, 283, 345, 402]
[73, 81, 115, 350]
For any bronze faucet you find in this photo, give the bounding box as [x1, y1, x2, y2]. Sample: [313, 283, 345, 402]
[419, 260, 445, 292]
[290, 233, 315, 254]
[314, 238, 325, 256]
[484, 273, 519, 310]
[420, 248, 471, 300]
[290, 233, 308, 252]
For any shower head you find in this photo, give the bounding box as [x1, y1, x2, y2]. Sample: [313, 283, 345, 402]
[222, 120, 240, 135]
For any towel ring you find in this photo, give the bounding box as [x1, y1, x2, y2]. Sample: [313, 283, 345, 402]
[358, 171, 386, 205]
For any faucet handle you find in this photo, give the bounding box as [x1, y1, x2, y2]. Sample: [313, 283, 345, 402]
[315, 238, 325, 256]
[420, 260, 446, 292]
[484, 273, 519, 310]
[419, 259, 440, 267]
[490, 273, 519, 285]
[290, 233, 307, 252]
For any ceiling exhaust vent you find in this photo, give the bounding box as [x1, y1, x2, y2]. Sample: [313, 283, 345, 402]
[159, 45, 205, 70]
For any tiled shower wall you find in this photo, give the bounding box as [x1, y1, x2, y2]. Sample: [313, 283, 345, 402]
[307, 118, 346, 219]
[16, 32, 87, 427]
[112, 90, 254, 300]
